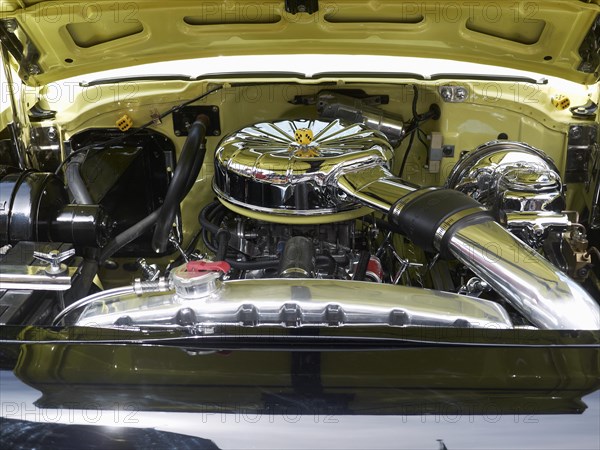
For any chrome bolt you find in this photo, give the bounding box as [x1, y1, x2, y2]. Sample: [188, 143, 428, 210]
[570, 126, 582, 139]
[27, 64, 41, 75]
[3, 19, 18, 33]
[47, 127, 58, 141]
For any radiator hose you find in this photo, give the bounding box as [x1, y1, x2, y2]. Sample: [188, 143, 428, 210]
[152, 115, 210, 253]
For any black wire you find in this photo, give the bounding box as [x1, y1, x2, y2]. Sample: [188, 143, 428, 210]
[199, 200, 225, 253]
[410, 84, 419, 118]
[184, 228, 202, 254]
[398, 85, 435, 177]
[398, 125, 417, 177]
[416, 128, 428, 149]
[55, 85, 224, 175]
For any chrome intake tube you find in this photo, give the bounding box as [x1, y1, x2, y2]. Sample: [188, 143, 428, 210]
[336, 165, 416, 211]
[337, 170, 600, 330]
[447, 221, 600, 330]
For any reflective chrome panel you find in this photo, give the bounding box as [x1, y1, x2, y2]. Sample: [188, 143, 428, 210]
[0, 265, 79, 291]
[75, 277, 513, 329]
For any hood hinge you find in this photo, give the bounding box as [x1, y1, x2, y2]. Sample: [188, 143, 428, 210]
[578, 14, 600, 77]
[0, 18, 43, 82]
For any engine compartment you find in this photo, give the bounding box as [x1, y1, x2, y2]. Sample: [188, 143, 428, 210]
[1, 78, 599, 331]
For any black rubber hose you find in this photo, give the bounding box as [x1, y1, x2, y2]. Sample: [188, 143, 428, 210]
[353, 250, 370, 281]
[200, 201, 228, 254]
[183, 142, 206, 195]
[64, 258, 99, 306]
[99, 208, 161, 264]
[199, 201, 221, 235]
[215, 228, 231, 261]
[202, 228, 218, 253]
[228, 258, 280, 270]
[65, 153, 94, 205]
[316, 254, 336, 276]
[152, 116, 209, 253]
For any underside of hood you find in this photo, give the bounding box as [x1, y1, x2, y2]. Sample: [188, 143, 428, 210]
[0, 0, 599, 85]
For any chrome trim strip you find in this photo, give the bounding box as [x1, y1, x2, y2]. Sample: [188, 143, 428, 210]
[0, 265, 79, 291]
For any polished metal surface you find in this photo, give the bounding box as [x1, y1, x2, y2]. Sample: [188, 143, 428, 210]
[32, 248, 76, 275]
[439, 85, 469, 103]
[53, 285, 136, 324]
[213, 119, 394, 215]
[337, 165, 416, 212]
[446, 140, 569, 246]
[0, 265, 79, 291]
[433, 206, 488, 249]
[497, 166, 564, 212]
[74, 277, 513, 329]
[317, 91, 405, 144]
[447, 220, 600, 330]
[446, 140, 564, 213]
[502, 211, 570, 247]
[171, 265, 221, 299]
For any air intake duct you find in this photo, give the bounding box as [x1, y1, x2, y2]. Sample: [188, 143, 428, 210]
[338, 169, 600, 330]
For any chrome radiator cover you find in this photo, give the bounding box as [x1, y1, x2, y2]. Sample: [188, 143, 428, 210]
[213, 119, 394, 216]
[75, 277, 514, 329]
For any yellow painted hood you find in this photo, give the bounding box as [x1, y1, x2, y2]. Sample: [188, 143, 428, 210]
[1, 0, 599, 85]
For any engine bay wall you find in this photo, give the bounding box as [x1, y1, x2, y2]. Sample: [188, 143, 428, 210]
[44, 79, 587, 246]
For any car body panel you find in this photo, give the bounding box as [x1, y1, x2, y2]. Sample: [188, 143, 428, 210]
[1, 326, 599, 449]
[0, 1, 599, 85]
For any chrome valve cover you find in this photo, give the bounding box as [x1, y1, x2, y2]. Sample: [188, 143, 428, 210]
[213, 119, 394, 216]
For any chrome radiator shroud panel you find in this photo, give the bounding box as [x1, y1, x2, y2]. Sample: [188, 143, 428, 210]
[75, 278, 513, 329]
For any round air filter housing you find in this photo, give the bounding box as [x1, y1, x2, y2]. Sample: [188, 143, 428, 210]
[213, 119, 394, 219]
